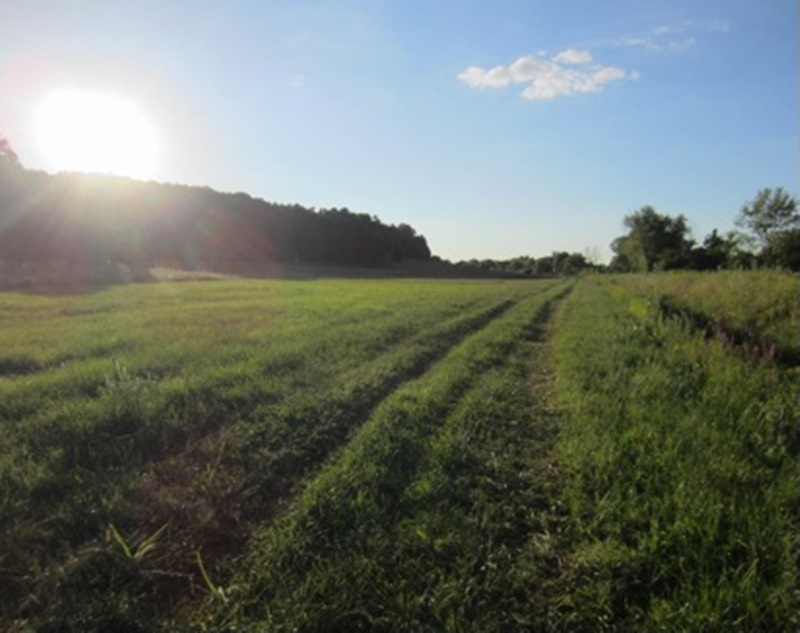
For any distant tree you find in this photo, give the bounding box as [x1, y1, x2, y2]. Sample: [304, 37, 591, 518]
[610, 205, 692, 272]
[551, 251, 570, 275]
[548, 251, 590, 275]
[0, 135, 19, 167]
[608, 244, 634, 272]
[0, 166, 432, 270]
[395, 223, 416, 237]
[735, 187, 799, 270]
[582, 246, 602, 267]
[762, 228, 800, 270]
[564, 252, 590, 274]
[0, 135, 26, 253]
[0, 135, 22, 186]
[736, 187, 799, 250]
[688, 229, 737, 270]
[532, 256, 553, 275]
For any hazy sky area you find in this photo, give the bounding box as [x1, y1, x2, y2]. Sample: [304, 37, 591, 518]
[1, 0, 797, 262]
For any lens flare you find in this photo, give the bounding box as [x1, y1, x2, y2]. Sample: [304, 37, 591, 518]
[34, 89, 160, 180]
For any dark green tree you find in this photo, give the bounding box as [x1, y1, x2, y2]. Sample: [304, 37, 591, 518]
[762, 228, 800, 270]
[688, 229, 738, 270]
[610, 205, 692, 272]
[0, 165, 432, 269]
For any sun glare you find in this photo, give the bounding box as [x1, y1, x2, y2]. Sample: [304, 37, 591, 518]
[34, 89, 160, 180]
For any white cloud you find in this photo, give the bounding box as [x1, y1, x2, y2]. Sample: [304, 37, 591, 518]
[619, 36, 657, 50]
[552, 48, 593, 65]
[620, 20, 729, 52]
[457, 49, 633, 101]
[620, 33, 694, 52]
[457, 65, 511, 89]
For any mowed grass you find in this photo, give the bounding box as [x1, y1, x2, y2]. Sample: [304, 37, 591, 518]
[553, 278, 798, 631]
[219, 284, 571, 632]
[0, 277, 560, 631]
[2, 272, 797, 632]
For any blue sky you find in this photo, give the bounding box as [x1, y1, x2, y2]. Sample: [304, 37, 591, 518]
[1, 0, 797, 262]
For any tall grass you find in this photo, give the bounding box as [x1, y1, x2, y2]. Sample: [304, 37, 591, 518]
[615, 271, 799, 359]
[553, 278, 798, 631]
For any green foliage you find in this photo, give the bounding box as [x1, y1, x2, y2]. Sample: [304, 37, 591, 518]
[616, 270, 799, 359]
[105, 522, 169, 562]
[0, 165, 430, 273]
[611, 206, 692, 272]
[735, 187, 800, 270]
[455, 251, 594, 277]
[736, 187, 799, 249]
[762, 227, 800, 270]
[687, 229, 738, 270]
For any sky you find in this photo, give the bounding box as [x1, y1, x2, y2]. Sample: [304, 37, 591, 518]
[0, 0, 797, 263]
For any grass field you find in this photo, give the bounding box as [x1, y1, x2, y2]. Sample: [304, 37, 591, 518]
[613, 271, 798, 364]
[0, 272, 797, 631]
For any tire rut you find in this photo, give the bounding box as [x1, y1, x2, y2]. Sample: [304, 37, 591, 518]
[12, 289, 552, 627]
[226, 285, 575, 630]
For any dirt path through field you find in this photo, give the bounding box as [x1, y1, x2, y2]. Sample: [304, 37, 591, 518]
[511, 296, 577, 629]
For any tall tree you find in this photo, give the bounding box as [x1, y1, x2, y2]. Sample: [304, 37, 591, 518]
[688, 229, 737, 270]
[736, 187, 798, 249]
[610, 205, 692, 272]
[735, 187, 799, 269]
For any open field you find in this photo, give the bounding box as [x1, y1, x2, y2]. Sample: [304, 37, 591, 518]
[0, 273, 797, 631]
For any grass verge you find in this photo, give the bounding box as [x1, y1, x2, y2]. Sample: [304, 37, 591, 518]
[552, 277, 798, 632]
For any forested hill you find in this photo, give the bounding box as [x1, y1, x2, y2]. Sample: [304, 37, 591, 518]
[0, 163, 431, 271]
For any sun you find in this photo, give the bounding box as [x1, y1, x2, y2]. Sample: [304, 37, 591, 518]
[34, 89, 160, 180]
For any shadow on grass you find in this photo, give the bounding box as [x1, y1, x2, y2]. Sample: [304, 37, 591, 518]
[0, 260, 559, 297]
[192, 260, 554, 281]
[0, 262, 154, 296]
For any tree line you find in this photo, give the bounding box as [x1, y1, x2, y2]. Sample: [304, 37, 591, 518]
[452, 251, 595, 277]
[2, 134, 797, 277]
[452, 188, 799, 276]
[610, 188, 799, 272]
[0, 139, 430, 273]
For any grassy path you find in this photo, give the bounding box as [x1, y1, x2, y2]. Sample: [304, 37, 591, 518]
[212, 285, 573, 632]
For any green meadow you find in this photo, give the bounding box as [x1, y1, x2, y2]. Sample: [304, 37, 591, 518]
[0, 272, 797, 632]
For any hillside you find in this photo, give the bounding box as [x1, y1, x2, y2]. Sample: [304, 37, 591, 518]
[0, 164, 431, 277]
